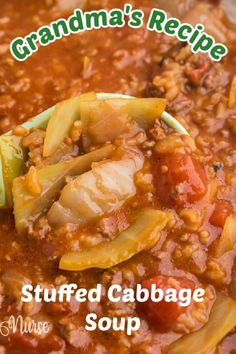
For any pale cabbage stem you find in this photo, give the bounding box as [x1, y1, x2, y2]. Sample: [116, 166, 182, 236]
[161, 111, 189, 136]
[97, 93, 190, 136]
[4, 93, 190, 137]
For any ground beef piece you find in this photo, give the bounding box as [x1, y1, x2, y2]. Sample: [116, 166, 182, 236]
[203, 64, 230, 91]
[185, 54, 211, 86]
[167, 93, 194, 115]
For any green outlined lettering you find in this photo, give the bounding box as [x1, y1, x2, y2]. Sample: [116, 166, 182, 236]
[128, 10, 144, 28]
[165, 18, 180, 36]
[109, 9, 124, 28]
[210, 44, 228, 62]
[192, 33, 214, 53]
[25, 33, 38, 52]
[9, 4, 228, 63]
[52, 19, 70, 39]
[189, 24, 204, 44]
[38, 26, 54, 45]
[10, 38, 31, 61]
[147, 9, 166, 32]
[177, 24, 192, 41]
[85, 10, 108, 29]
[147, 9, 227, 62]
[68, 9, 84, 33]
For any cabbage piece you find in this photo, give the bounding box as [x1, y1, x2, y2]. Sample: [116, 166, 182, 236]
[97, 93, 188, 135]
[47, 148, 144, 227]
[0, 107, 55, 209]
[231, 267, 236, 300]
[215, 214, 236, 258]
[13, 145, 113, 235]
[109, 97, 166, 129]
[59, 208, 171, 271]
[168, 295, 236, 354]
[80, 98, 166, 145]
[0, 93, 185, 209]
[80, 100, 131, 145]
[0, 136, 27, 208]
[39, 143, 79, 167]
[43, 92, 96, 157]
[0, 156, 5, 208]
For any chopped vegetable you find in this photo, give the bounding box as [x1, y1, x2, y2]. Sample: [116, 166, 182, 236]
[214, 214, 236, 258]
[97, 93, 189, 136]
[59, 208, 171, 271]
[229, 75, 236, 109]
[80, 98, 166, 144]
[160, 112, 189, 136]
[40, 143, 79, 167]
[168, 295, 236, 354]
[0, 156, 5, 208]
[13, 145, 113, 235]
[80, 100, 131, 145]
[0, 136, 27, 208]
[210, 199, 233, 228]
[43, 92, 96, 157]
[48, 148, 144, 227]
[231, 267, 236, 300]
[155, 153, 208, 206]
[0, 107, 54, 209]
[25, 166, 42, 196]
[97, 93, 133, 100]
[140, 276, 195, 329]
[185, 59, 209, 86]
[110, 98, 167, 129]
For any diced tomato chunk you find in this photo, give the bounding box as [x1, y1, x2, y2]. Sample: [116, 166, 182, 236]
[210, 199, 233, 228]
[155, 153, 208, 206]
[186, 61, 209, 85]
[139, 275, 195, 329]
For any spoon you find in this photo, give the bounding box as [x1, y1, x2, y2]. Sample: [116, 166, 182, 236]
[0, 93, 189, 208]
